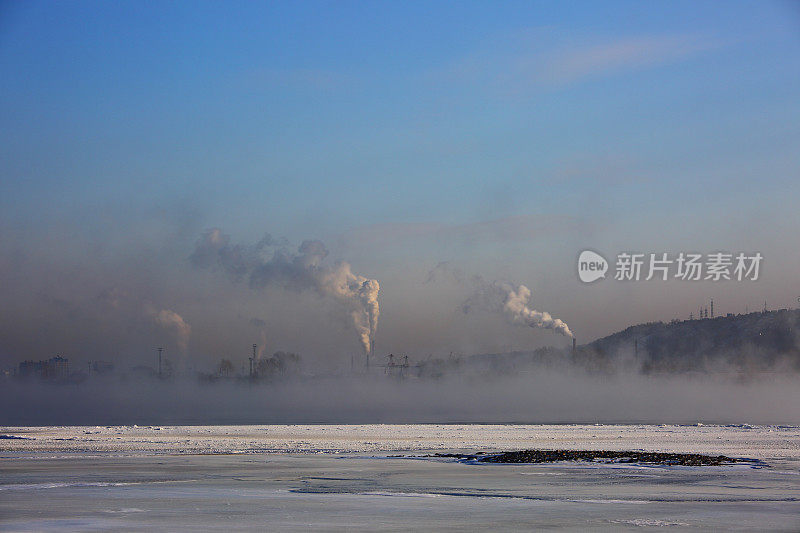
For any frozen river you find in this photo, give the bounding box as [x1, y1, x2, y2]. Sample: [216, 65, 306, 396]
[2, 425, 800, 531]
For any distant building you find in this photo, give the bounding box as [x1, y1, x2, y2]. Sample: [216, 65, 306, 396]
[18, 355, 70, 380]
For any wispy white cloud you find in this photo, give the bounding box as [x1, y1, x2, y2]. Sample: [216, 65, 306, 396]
[435, 30, 727, 93]
[544, 34, 724, 85]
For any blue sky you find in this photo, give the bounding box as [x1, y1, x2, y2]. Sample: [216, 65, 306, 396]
[1, 1, 799, 366]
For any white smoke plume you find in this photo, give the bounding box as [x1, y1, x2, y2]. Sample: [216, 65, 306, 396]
[148, 307, 192, 353]
[460, 276, 573, 339]
[319, 265, 380, 356]
[502, 283, 573, 338]
[191, 229, 380, 356]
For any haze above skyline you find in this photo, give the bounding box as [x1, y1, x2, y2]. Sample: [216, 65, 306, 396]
[1, 1, 799, 370]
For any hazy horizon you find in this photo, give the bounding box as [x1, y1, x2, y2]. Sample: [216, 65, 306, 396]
[2, 1, 800, 375]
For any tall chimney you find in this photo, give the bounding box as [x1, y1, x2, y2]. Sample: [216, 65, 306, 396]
[572, 337, 576, 355]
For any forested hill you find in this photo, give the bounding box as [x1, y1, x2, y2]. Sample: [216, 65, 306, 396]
[578, 309, 800, 373]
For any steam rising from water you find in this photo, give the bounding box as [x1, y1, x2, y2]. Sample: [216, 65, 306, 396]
[191, 229, 380, 357]
[3, 370, 799, 425]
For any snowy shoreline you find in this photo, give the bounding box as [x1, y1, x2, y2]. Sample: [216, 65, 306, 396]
[2, 424, 799, 464]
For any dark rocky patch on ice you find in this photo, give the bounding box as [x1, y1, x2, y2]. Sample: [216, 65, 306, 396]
[432, 450, 744, 466]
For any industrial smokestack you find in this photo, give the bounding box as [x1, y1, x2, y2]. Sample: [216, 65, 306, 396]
[572, 337, 576, 355]
[191, 229, 380, 364]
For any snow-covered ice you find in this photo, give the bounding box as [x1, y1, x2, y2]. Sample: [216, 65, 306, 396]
[2, 424, 799, 530]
